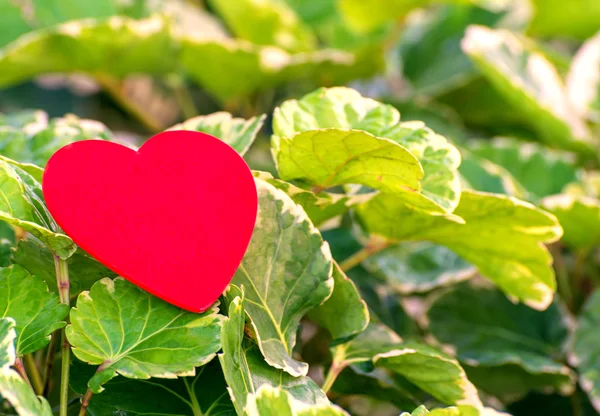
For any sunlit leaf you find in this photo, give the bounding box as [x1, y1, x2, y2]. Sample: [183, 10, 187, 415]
[567, 31, 600, 123]
[528, 0, 600, 40]
[542, 194, 600, 250]
[245, 385, 349, 416]
[66, 277, 223, 393]
[231, 179, 333, 377]
[356, 190, 562, 309]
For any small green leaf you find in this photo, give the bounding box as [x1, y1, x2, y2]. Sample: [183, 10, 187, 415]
[462, 25, 593, 153]
[231, 179, 333, 376]
[12, 237, 118, 295]
[363, 242, 476, 294]
[571, 290, 600, 412]
[273, 87, 461, 213]
[253, 171, 372, 227]
[307, 262, 369, 344]
[79, 360, 236, 416]
[338, 0, 429, 33]
[427, 282, 574, 397]
[66, 277, 223, 393]
[246, 385, 349, 416]
[542, 194, 600, 250]
[0, 318, 52, 416]
[0, 157, 75, 258]
[356, 190, 562, 309]
[0, 265, 68, 355]
[208, 0, 317, 52]
[469, 138, 580, 200]
[0, 113, 112, 167]
[567, 31, 600, 123]
[219, 295, 329, 415]
[169, 112, 266, 156]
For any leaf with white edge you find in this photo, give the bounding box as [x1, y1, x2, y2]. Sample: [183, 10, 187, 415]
[572, 290, 600, 413]
[330, 323, 482, 408]
[459, 150, 528, 198]
[356, 190, 562, 309]
[169, 112, 266, 156]
[567, 31, 600, 123]
[76, 360, 236, 416]
[542, 194, 600, 250]
[253, 171, 372, 227]
[462, 25, 593, 154]
[13, 237, 118, 295]
[0, 157, 75, 258]
[469, 138, 580, 200]
[231, 179, 333, 377]
[0, 318, 52, 416]
[208, 0, 317, 52]
[401, 405, 511, 416]
[363, 242, 476, 294]
[0, 113, 113, 167]
[219, 295, 329, 415]
[427, 282, 575, 397]
[0, 265, 68, 355]
[0, 109, 46, 128]
[373, 342, 482, 408]
[0, 16, 178, 88]
[307, 262, 369, 344]
[246, 385, 349, 416]
[273, 87, 462, 213]
[66, 277, 223, 393]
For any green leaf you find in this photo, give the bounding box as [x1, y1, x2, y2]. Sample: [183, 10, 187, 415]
[427, 282, 574, 397]
[219, 295, 329, 415]
[80, 360, 236, 416]
[0, 109, 46, 128]
[246, 385, 349, 416]
[401, 405, 510, 416]
[231, 179, 333, 376]
[462, 25, 593, 153]
[31, 0, 118, 27]
[307, 262, 369, 344]
[542, 195, 600, 250]
[208, 0, 317, 52]
[169, 112, 266, 156]
[0, 16, 178, 88]
[459, 150, 528, 198]
[253, 171, 372, 227]
[469, 138, 580, 200]
[12, 237, 118, 295]
[356, 190, 562, 309]
[363, 242, 476, 294]
[528, 0, 600, 40]
[0, 157, 75, 258]
[567, 31, 600, 123]
[571, 290, 600, 412]
[272, 87, 461, 213]
[338, 0, 429, 33]
[0, 113, 113, 167]
[0, 317, 52, 416]
[0, 1, 34, 48]
[0, 265, 68, 355]
[330, 323, 482, 407]
[66, 277, 223, 393]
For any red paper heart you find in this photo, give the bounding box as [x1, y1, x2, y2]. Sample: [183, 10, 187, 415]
[43, 131, 258, 312]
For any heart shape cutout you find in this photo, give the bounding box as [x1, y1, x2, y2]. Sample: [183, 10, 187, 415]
[43, 130, 258, 312]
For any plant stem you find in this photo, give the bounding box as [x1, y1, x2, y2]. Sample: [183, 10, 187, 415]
[170, 76, 198, 120]
[78, 389, 93, 416]
[551, 244, 572, 310]
[339, 241, 390, 273]
[54, 255, 71, 416]
[43, 334, 59, 396]
[321, 348, 347, 394]
[24, 354, 44, 394]
[14, 357, 33, 391]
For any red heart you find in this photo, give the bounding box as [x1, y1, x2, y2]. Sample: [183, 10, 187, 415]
[43, 131, 258, 312]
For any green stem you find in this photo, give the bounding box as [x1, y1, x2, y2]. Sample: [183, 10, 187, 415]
[321, 348, 346, 394]
[339, 241, 390, 273]
[551, 244, 572, 309]
[170, 77, 198, 120]
[43, 333, 59, 396]
[24, 354, 44, 395]
[183, 378, 202, 416]
[54, 255, 70, 416]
